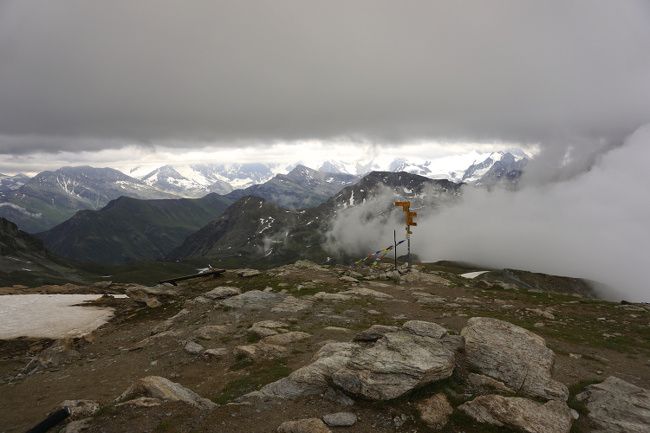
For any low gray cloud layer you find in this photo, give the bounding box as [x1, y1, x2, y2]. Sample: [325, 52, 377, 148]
[1, 1, 650, 154]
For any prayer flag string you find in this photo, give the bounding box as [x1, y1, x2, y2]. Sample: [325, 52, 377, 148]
[346, 240, 405, 271]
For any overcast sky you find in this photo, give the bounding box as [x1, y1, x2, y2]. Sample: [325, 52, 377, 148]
[2, 1, 650, 299]
[1, 1, 650, 174]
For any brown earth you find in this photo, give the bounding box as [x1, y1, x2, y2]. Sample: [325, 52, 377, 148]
[1, 262, 649, 433]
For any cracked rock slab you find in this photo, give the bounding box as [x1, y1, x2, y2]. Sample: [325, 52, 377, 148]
[459, 395, 573, 433]
[332, 324, 455, 400]
[577, 376, 650, 433]
[461, 317, 568, 401]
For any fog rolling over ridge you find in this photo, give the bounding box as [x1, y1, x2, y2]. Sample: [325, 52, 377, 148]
[327, 125, 650, 303]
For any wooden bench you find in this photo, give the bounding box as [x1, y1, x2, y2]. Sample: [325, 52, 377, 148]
[159, 268, 225, 286]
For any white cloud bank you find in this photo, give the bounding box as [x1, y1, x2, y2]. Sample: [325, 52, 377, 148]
[417, 124, 650, 302]
[328, 125, 650, 302]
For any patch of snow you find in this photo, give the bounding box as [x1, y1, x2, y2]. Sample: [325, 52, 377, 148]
[0, 294, 125, 339]
[460, 271, 490, 279]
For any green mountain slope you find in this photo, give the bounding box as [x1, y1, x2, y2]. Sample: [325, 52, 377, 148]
[36, 193, 232, 266]
[0, 166, 176, 233]
[0, 218, 94, 286]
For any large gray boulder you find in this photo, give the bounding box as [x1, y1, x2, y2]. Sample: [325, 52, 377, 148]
[125, 284, 177, 307]
[331, 322, 455, 400]
[116, 376, 216, 410]
[461, 317, 568, 401]
[459, 395, 573, 433]
[577, 376, 650, 433]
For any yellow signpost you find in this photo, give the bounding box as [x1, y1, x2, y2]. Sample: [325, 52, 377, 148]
[395, 201, 417, 269]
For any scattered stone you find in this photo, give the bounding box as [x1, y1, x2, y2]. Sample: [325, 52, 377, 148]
[116, 376, 217, 410]
[393, 413, 407, 427]
[184, 341, 204, 355]
[459, 395, 573, 433]
[339, 275, 359, 284]
[238, 269, 261, 278]
[271, 296, 313, 313]
[313, 292, 354, 301]
[203, 348, 228, 358]
[194, 325, 228, 340]
[417, 393, 453, 429]
[125, 284, 177, 306]
[115, 397, 163, 408]
[130, 331, 182, 351]
[576, 376, 650, 432]
[461, 317, 569, 401]
[323, 326, 351, 333]
[37, 339, 81, 369]
[203, 286, 241, 300]
[527, 308, 556, 320]
[220, 290, 286, 310]
[56, 400, 100, 419]
[234, 343, 287, 360]
[277, 418, 332, 433]
[415, 295, 446, 304]
[145, 298, 162, 308]
[341, 287, 393, 299]
[322, 412, 357, 427]
[352, 325, 399, 342]
[262, 331, 311, 345]
[402, 320, 447, 339]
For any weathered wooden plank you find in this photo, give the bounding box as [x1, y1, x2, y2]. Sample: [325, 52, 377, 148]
[159, 268, 225, 286]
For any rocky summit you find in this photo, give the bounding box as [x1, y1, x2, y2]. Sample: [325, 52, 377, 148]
[1, 261, 649, 432]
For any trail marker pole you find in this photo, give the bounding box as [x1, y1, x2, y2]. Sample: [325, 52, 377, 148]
[395, 201, 417, 270]
[393, 230, 397, 270]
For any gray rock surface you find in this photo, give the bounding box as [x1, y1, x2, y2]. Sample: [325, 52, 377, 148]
[203, 286, 241, 300]
[352, 325, 399, 342]
[56, 400, 100, 420]
[322, 412, 357, 427]
[402, 320, 448, 339]
[220, 290, 286, 310]
[417, 393, 453, 429]
[116, 376, 217, 410]
[194, 325, 228, 340]
[577, 376, 650, 433]
[37, 339, 81, 369]
[459, 394, 574, 433]
[183, 341, 204, 355]
[125, 284, 177, 305]
[276, 418, 332, 433]
[248, 342, 358, 401]
[332, 324, 455, 400]
[461, 317, 568, 401]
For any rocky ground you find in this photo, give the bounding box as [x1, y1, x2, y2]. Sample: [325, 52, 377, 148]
[1, 261, 649, 433]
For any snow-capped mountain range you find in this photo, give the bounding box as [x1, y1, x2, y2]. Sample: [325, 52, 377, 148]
[0, 150, 528, 233]
[133, 150, 529, 198]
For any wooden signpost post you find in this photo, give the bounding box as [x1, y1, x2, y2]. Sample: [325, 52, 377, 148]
[394, 201, 417, 269]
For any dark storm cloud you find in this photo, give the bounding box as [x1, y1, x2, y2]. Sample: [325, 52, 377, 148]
[1, 1, 650, 154]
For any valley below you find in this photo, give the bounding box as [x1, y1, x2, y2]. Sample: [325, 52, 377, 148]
[1, 260, 649, 433]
